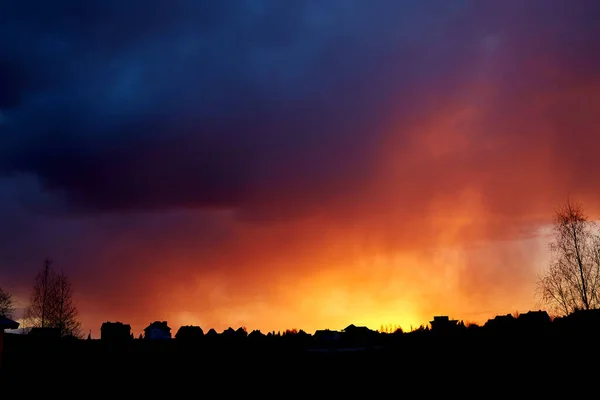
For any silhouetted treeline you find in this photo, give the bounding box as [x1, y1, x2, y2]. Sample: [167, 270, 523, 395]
[5, 309, 600, 357]
[4, 310, 600, 396]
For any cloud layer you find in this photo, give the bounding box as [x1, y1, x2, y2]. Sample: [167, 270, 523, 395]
[1, 0, 599, 335]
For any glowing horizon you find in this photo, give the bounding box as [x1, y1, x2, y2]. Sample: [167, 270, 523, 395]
[1, 1, 600, 340]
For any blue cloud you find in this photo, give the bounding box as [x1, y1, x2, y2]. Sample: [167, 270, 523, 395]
[0, 0, 597, 215]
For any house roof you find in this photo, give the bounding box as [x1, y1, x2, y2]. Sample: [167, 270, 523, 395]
[343, 324, 370, 331]
[177, 325, 202, 331]
[0, 316, 20, 330]
[175, 325, 203, 336]
[101, 321, 131, 330]
[144, 321, 171, 331]
[206, 328, 218, 336]
[519, 310, 550, 319]
[315, 329, 339, 335]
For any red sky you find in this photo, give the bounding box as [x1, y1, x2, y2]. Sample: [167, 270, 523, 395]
[1, 1, 599, 337]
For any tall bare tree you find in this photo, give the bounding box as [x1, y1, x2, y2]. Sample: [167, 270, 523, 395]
[51, 271, 82, 337]
[0, 286, 15, 319]
[24, 258, 82, 337]
[24, 258, 56, 328]
[536, 200, 600, 316]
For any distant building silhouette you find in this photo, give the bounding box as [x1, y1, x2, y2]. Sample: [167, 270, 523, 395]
[517, 310, 551, 331]
[221, 327, 247, 339]
[343, 324, 372, 334]
[484, 314, 516, 332]
[175, 325, 203, 340]
[222, 327, 236, 336]
[430, 316, 459, 333]
[314, 329, 341, 342]
[343, 324, 376, 341]
[248, 330, 265, 340]
[206, 328, 218, 338]
[0, 316, 19, 332]
[144, 321, 171, 340]
[100, 321, 132, 341]
[235, 327, 248, 338]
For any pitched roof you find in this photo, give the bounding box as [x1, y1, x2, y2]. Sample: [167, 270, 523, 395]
[175, 325, 203, 337]
[343, 324, 370, 331]
[0, 316, 20, 330]
[101, 321, 131, 330]
[206, 328, 218, 336]
[144, 321, 171, 331]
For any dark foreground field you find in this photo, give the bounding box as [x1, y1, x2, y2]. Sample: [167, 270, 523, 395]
[1, 333, 596, 396]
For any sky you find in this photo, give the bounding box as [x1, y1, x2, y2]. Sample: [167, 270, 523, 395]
[1, 0, 600, 338]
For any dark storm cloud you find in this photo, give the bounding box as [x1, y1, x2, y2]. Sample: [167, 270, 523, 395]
[2, 1, 600, 334]
[0, 0, 477, 214]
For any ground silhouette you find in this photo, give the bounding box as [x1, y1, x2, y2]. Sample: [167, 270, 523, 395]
[2, 308, 599, 395]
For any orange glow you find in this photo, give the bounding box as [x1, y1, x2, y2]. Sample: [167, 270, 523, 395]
[3, 7, 600, 340]
[58, 69, 600, 338]
[54, 69, 600, 339]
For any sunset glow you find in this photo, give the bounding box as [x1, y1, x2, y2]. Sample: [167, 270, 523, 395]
[1, 1, 599, 338]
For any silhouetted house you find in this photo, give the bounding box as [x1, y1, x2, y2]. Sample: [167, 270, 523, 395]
[235, 327, 248, 338]
[175, 325, 204, 341]
[484, 314, 516, 333]
[221, 327, 239, 339]
[0, 316, 19, 365]
[144, 321, 171, 340]
[430, 316, 459, 333]
[342, 324, 376, 343]
[297, 329, 310, 338]
[206, 328, 218, 338]
[0, 316, 19, 332]
[100, 321, 132, 341]
[517, 310, 551, 332]
[314, 329, 341, 342]
[248, 330, 265, 340]
[343, 324, 372, 333]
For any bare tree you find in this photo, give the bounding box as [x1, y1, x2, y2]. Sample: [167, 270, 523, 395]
[536, 200, 600, 316]
[24, 258, 82, 337]
[0, 286, 15, 319]
[24, 258, 56, 328]
[51, 271, 82, 338]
